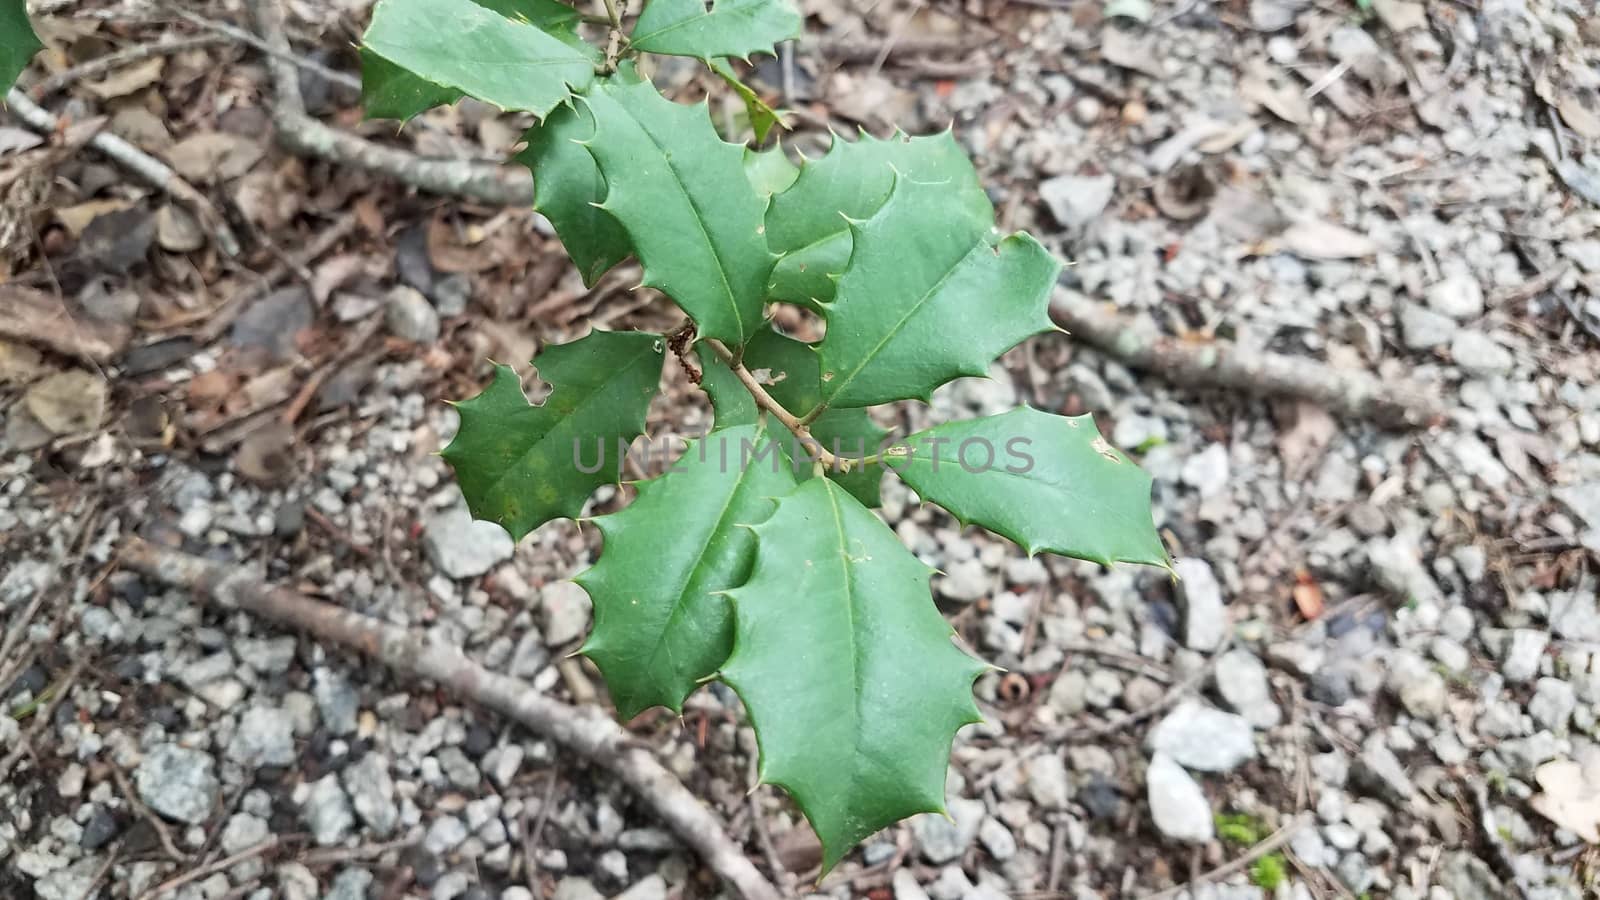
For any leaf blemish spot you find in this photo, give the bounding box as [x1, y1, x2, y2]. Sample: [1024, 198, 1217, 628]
[1091, 436, 1120, 462]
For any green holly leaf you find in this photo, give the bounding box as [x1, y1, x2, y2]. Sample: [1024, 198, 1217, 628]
[516, 101, 633, 287]
[711, 59, 786, 144]
[888, 407, 1169, 568]
[765, 130, 989, 309]
[360, 0, 594, 122]
[743, 146, 799, 199]
[441, 330, 664, 541]
[577, 422, 796, 720]
[817, 176, 1059, 407]
[582, 79, 774, 346]
[720, 477, 987, 872]
[630, 0, 801, 60]
[696, 330, 887, 506]
[1, 0, 43, 93]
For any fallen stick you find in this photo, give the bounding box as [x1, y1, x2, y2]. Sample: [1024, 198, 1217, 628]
[1050, 290, 1445, 428]
[3, 89, 242, 257]
[246, 0, 532, 207]
[30, 35, 228, 99]
[120, 537, 783, 900]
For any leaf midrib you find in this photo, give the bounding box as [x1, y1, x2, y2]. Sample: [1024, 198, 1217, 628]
[825, 237, 988, 404]
[618, 96, 747, 341]
[823, 482, 867, 806]
[641, 433, 771, 694]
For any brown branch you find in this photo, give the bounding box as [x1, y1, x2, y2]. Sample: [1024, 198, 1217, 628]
[245, 0, 532, 207]
[704, 339, 850, 469]
[1050, 290, 1446, 428]
[138, 837, 279, 900]
[119, 537, 783, 900]
[31, 35, 228, 99]
[4, 89, 242, 257]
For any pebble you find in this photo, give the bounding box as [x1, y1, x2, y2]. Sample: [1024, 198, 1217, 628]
[1425, 273, 1485, 319]
[425, 506, 515, 579]
[978, 817, 1017, 860]
[228, 705, 297, 768]
[541, 581, 593, 646]
[1180, 443, 1230, 498]
[134, 744, 219, 825]
[1450, 331, 1514, 375]
[1147, 701, 1256, 772]
[1173, 558, 1226, 651]
[1213, 649, 1281, 728]
[386, 285, 441, 344]
[912, 797, 985, 863]
[1147, 753, 1214, 843]
[303, 774, 355, 845]
[342, 752, 399, 837]
[1039, 174, 1116, 229]
[328, 868, 374, 900]
[1502, 629, 1548, 683]
[1528, 678, 1576, 732]
[1398, 302, 1458, 349]
[314, 669, 360, 736]
[1024, 753, 1071, 810]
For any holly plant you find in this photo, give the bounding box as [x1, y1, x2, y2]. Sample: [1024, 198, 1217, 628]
[363, 0, 1170, 873]
[1, 0, 43, 93]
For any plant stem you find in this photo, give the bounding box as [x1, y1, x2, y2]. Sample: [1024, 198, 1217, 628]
[600, 0, 624, 33]
[796, 402, 827, 427]
[704, 340, 853, 471]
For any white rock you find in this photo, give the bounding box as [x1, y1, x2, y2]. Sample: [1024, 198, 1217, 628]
[1147, 701, 1256, 772]
[425, 507, 515, 579]
[1214, 649, 1281, 728]
[541, 581, 592, 647]
[1147, 753, 1214, 843]
[1039, 174, 1116, 229]
[1425, 274, 1485, 320]
[1173, 558, 1226, 651]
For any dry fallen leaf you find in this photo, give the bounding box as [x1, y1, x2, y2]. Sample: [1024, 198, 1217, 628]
[156, 204, 206, 253]
[0, 339, 48, 385]
[1277, 401, 1338, 480]
[235, 421, 298, 485]
[1371, 0, 1426, 31]
[1559, 95, 1600, 140]
[85, 56, 165, 99]
[24, 368, 109, 436]
[165, 132, 266, 183]
[1530, 758, 1600, 843]
[56, 199, 134, 238]
[1100, 28, 1164, 79]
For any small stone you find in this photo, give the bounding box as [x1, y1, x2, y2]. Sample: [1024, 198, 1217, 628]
[893, 869, 932, 900]
[1147, 701, 1256, 772]
[1173, 558, 1226, 651]
[433, 871, 471, 900]
[911, 797, 984, 863]
[430, 273, 472, 317]
[236, 637, 297, 675]
[1039, 174, 1116, 229]
[1397, 670, 1448, 721]
[1213, 649, 1281, 728]
[1025, 753, 1071, 810]
[135, 744, 219, 825]
[1502, 629, 1548, 683]
[1425, 274, 1485, 320]
[221, 813, 270, 854]
[1180, 443, 1230, 498]
[978, 818, 1016, 860]
[231, 287, 312, 360]
[484, 744, 524, 789]
[34, 855, 105, 900]
[1529, 678, 1576, 732]
[80, 806, 121, 850]
[314, 669, 360, 737]
[327, 868, 374, 900]
[1354, 736, 1414, 802]
[553, 879, 604, 900]
[1147, 753, 1214, 843]
[1048, 670, 1087, 716]
[1430, 637, 1471, 674]
[386, 285, 440, 344]
[426, 816, 470, 854]
[1450, 331, 1513, 375]
[936, 558, 992, 603]
[1398, 302, 1458, 350]
[229, 706, 297, 768]
[342, 753, 399, 837]
[425, 506, 515, 579]
[614, 876, 667, 900]
[541, 581, 592, 647]
[303, 774, 354, 845]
